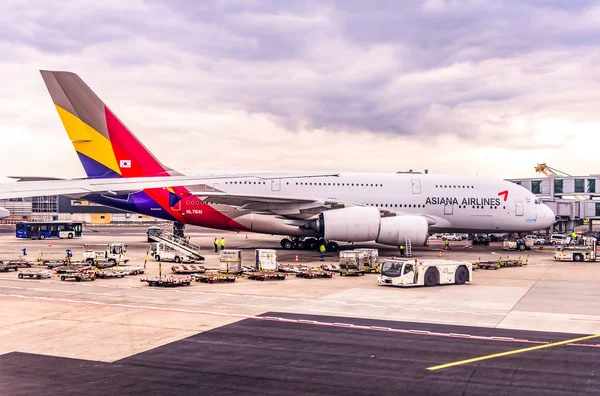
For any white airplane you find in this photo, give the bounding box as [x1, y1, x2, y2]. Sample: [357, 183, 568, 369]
[0, 70, 556, 250]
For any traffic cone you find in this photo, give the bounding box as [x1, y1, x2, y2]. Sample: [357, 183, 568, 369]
[245, 234, 248, 239]
[48, 241, 51, 247]
[295, 254, 299, 263]
[438, 251, 442, 258]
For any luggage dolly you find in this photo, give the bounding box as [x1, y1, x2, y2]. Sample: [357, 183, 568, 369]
[60, 272, 96, 282]
[141, 276, 191, 287]
[296, 269, 333, 279]
[246, 271, 287, 281]
[499, 255, 528, 267]
[475, 258, 501, 270]
[18, 269, 52, 279]
[193, 273, 236, 284]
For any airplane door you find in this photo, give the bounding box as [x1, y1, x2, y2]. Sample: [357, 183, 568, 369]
[515, 201, 524, 216]
[271, 179, 281, 191]
[411, 179, 421, 194]
[444, 204, 453, 215]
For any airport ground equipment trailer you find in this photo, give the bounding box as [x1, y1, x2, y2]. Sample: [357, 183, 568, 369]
[83, 243, 128, 266]
[0, 260, 31, 272]
[95, 269, 129, 279]
[115, 266, 145, 275]
[339, 251, 365, 276]
[148, 231, 204, 261]
[53, 265, 94, 274]
[141, 276, 192, 287]
[354, 249, 379, 273]
[320, 263, 340, 272]
[296, 269, 333, 279]
[503, 238, 533, 252]
[171, 264, 206, 274]
[193, 273, 236, 283]
[220, 250, 243, 274]
[60, 271, 95, 282]
[18, 269, 52, 279]
[246, 271, 287, 281]
[377, 259, 472, 287]
[475, 259, 501, 270]
[554, 237, 597, 262]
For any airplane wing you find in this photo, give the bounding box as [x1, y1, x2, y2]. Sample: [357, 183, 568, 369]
[0, 173, 338, 200]
[192, 191, 396, 218]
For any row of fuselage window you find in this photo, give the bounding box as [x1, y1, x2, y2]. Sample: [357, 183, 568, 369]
[367, 204, 507, 210]
[221, 180, 385, 187]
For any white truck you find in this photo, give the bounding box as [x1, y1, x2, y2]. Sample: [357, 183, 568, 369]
[151, 242, 196, 263]
[83, 243, 128, 266]
[377, 259, 472, 287]
[554, 237, 597, 262]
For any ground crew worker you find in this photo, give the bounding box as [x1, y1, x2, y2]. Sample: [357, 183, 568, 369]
[214, 238, 218, 253]
[399, 244, 406, 257]
[444, 238, 451, 251]
[571, 231, 577, 241]
[319, 244, 326, 261]
[220, 237, 226, 251]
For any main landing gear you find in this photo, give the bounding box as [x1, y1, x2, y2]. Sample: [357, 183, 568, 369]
[280, 237, 340, 252]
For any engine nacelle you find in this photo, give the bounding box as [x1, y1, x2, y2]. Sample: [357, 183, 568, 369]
[312, 207, 429, 246]
[319, 207, 381, 242]
[376, 215, 429, 246]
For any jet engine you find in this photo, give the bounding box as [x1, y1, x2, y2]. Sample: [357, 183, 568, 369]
[310, 207, 429, 246]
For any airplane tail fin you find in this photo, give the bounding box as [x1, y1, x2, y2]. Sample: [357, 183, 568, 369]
[40, 70, 173, 179]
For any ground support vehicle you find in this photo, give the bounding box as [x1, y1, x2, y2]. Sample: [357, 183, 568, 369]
[148, 232, 204, 261]
[171, 264, 206, 274]
[525, 235, 545, 245]
[377, 259, 472, 287]
[503, 238, 533, 251]
[276, 265, 300, 273]
[116, 266, 145, 275]
[141, 277, 192, 287]
[339, 251, 365, 276]
[18, 269, 52, 279]
[320, 263, 340, 272]
[193, 273, 236, 283]
[151, 242, 196, 264]
[53, 265, 94, 274]
[0, 263, 21, 272]
[554, 237, 597, 262]
[95, 269, 129, 279]
[296, 269, 333, 279]
[246, 271, 287, 281]
[60, 271, 95, 282]
[472, 235, 491, 246]
[355, 249, 379, 273]
[83, 243, 128, 266]
[475, 259, 501, 270]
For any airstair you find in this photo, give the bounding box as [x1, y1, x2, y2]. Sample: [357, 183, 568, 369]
[405, 237, 412, 258]
[149, 231, 204, 261]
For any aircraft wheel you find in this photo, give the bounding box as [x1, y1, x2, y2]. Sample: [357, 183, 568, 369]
[281, 239, 293, 250]
[326, 242, 339, 252]
[295, 240, 305, 250]
[305, 238, 318, 250]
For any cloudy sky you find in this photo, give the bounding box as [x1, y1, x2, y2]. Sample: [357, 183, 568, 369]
[1, 0, 600, 181]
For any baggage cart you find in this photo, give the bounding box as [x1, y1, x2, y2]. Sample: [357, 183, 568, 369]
[171, 264, 207, 274]
[338, 251, 365, 276]
[141, 276, 191, 287]
[18, 269, 52, 279]
[60, 271, 95, 282]
[246, 271, 287, 281]
[193, 273, 236, 283]
[296, 269, 333, 279]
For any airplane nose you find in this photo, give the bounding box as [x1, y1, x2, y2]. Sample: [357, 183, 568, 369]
[0, 207, 9, 219]
[540, 204, 555, 229]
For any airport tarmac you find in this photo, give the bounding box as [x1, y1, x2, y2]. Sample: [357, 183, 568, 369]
[0, 225, 599, 395]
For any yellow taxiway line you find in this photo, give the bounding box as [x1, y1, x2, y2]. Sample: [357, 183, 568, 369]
[427, 333, 600, 371]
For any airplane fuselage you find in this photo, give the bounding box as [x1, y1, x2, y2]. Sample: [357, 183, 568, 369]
[84, 171, 555, 239]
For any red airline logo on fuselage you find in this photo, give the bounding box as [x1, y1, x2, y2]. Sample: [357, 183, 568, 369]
[498, 190, 509, 201]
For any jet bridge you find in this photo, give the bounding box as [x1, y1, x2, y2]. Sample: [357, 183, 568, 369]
[148, 231, 204, 261]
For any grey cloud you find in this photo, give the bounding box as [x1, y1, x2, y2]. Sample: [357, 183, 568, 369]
[2, 0, 600, 144]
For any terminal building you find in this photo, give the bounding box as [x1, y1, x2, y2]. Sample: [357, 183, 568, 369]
[0, 196, 161, 224]
[507, 174, 600, 232]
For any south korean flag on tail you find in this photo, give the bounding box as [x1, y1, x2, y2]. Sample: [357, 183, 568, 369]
[119, 159, 132, 168]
